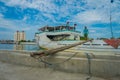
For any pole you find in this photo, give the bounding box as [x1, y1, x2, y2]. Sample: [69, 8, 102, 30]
[110, 0, 114, 38]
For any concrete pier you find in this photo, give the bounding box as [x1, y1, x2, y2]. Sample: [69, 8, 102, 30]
[0, 50, 45, 67]
[0, 49, 120, 78]
[44, 48, 120, 77]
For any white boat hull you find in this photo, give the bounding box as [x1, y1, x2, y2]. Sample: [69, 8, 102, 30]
[38, 41, 81, 49]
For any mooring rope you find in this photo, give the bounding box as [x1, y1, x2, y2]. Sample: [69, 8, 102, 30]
[33, 52, 93, 80]
[34, 52, 78, 66]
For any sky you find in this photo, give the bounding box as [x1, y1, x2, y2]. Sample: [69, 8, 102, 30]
[0, 0, 120, 40]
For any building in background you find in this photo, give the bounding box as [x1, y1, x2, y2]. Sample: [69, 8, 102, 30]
[14, 31, 26, 42]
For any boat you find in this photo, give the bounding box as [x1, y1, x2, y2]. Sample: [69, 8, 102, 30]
[76, 39, 120, 51]
[35, 23, 82, 49]
[35, 22, 120, 50]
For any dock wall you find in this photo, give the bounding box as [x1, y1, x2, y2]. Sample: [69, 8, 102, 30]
[0, 50, 44, 67]
[0, 50, 120, 77]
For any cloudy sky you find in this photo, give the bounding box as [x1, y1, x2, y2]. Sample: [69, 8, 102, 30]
[0, 0, 120, 40]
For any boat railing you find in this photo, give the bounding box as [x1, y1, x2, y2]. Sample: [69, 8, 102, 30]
[36, 30, 81, 34]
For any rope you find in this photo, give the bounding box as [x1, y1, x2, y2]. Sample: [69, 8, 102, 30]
[85, 53, 92, 80]
[33, 52, 93, 80]
[35, 52, 78, 66]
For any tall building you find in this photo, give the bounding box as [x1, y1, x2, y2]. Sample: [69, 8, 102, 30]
[14, 31, 26, 42]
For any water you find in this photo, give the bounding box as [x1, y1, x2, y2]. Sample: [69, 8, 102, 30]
[0, 43, 40, 51]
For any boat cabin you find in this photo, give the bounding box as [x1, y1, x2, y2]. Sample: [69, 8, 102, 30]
[39, 23, 77, 32]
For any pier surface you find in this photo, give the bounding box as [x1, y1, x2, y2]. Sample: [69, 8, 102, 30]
[0, 49, 120, 79]
[0, 61, 113, 80]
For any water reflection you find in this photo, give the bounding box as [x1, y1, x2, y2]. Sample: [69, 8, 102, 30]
[14, 45, 24, 50]
[14, 44, 40, 51]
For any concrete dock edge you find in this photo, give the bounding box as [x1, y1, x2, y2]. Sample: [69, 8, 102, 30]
[0, 50, 120, 78]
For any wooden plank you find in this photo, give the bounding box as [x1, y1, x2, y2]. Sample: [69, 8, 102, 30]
[30, 40, 92, 57]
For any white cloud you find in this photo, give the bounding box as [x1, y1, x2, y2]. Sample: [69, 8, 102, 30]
[0, 0, 120, 39]
[0, 12, 42, 40]
[0, 13, 33, 31]
[0, 6, 7, 13]
[2, 0, 120, 24]
[0, 14, 3, 17]
[73, 10, 103, 24]
[70, 0, 113, 24]
[0, 14, 17, 30]
[1, 0, 58, 13]
[88, 27, 112, 38]
[115, 30, 120, 33]
[0, 31, 14, 39]
[22, 16, 28, 21]
[68, 0, 120, 24]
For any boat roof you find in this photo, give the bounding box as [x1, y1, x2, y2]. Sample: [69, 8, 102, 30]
[39, 25, 75, 32]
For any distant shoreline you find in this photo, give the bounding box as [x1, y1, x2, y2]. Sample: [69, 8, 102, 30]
[0, 42, 36, 45]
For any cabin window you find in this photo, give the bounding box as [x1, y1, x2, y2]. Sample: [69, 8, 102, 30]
[83, 44, 90, 45]
[91, 44, 101, 45]
[103, 44, 109, 46]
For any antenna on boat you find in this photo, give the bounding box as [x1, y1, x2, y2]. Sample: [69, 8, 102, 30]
[110, 0, 114, 39]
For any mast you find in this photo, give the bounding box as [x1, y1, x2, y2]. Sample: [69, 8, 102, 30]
[110, 0, 114, 38]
